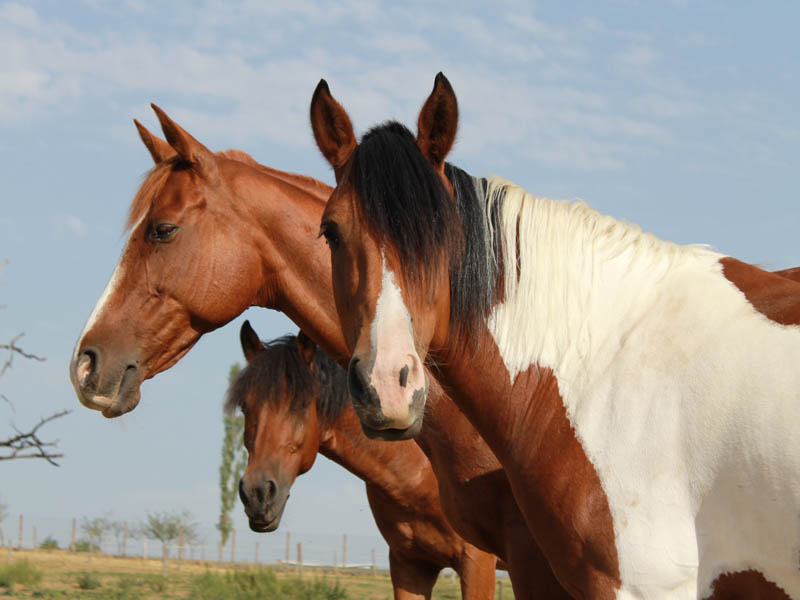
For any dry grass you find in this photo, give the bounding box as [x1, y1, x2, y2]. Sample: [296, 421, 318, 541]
[0, 548, 513, 599]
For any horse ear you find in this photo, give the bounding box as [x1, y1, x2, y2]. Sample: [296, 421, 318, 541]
[295, 331, 317, 367]
[134, 119, 174, 164]
[310, 79, 357, 181]
[416, 72, 458, 177]
[150, 103, 220, 183]
[239, 320, 264, 364]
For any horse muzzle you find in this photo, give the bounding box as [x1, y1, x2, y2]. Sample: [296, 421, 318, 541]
[70, 346, 142, 418]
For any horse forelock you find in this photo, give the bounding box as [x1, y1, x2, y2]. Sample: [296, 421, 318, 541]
[125, 160, 177, 232]
[224, 335, 347, 428]
[348, 122, 462, 297]
[345, 122, 506, 351]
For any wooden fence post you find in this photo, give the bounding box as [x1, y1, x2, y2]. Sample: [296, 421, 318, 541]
[284, 532, 290, 572]
[161, 541, 167, 576]
[297, 542, 303, 575]
[341, 534, 346, 569]
[70, 518, 76, 552]
[371, 548, 376, 576]
[122, 522, 128, 557]
[497, 577, 503, 599]
[177, 529, 184, 571]
[17, 515, 22, 550]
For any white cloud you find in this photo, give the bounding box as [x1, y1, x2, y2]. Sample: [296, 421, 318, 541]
[51, 215, 87, 238]
[0, 2, 40, 29]
[616, 44, 657, 68]
[0, 0, 788, 175]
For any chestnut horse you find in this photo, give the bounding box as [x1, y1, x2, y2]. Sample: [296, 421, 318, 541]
[67, 109, 566, 597]
[229, 321, 496, 599]
[311, 74, 800, 598]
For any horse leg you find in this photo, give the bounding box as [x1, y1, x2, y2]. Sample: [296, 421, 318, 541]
[388, 550, 440, 600]
[457, 545, 497, 600]
[505, 519, 572, 599]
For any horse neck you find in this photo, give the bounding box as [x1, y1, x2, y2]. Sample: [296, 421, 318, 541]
[228, 163, 348, 362]
[474, 179, 720, 383]
[319, 407, 435, 505]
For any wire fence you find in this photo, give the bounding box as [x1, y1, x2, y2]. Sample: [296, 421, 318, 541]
[0, 513, 391, 571]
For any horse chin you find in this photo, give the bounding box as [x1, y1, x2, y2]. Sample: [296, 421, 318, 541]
[359, 416, 423, 441]
[99, 368, 142, 418]
[248, 497, 289, 533]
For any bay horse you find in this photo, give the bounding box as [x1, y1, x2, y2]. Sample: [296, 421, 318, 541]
[310, 74, 800, 598]
[67, 109, 566, 596]
[229, 321, 496, 599]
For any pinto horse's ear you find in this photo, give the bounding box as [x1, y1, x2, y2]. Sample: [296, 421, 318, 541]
[134, 119, 174, 164]
[295, 331, 317, 367]
[310, 79, 357, 181]
[239, 320, 265, 364]
[416, 72, 458, 177]
[150, 103, 220, 183]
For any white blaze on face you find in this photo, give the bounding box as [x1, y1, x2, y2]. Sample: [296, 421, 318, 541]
[73, 213, 145, 365]
[365, 254, 426, 427]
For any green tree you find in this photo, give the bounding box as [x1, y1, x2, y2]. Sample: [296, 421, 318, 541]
[141, 510, 198, 574]
[0, 498, 7, 546]
[81, 515, 110, 560]
[217, 363, 246, 555]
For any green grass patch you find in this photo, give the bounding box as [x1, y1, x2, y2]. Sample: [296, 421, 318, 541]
[39, 537, 60, 551]
[0, 558, 44, 588]
[76, 570, 101, 590]
[189, 568, 349, 600]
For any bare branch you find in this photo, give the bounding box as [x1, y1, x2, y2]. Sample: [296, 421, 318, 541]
[1, 333, 47, 379]
[0, 410, 71, 466]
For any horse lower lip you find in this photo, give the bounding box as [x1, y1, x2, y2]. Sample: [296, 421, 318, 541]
[249, 518, 277, 532]
[361, 421, 422, 441]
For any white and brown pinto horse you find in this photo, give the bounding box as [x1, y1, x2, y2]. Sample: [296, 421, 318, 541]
[311, 74, 800, 598]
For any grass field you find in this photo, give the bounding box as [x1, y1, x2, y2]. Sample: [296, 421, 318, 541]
[0, 548, 514, 599]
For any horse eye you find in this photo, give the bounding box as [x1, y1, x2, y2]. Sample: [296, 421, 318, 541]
[149, 223, 179, 242]
[320, 222, 341, 250]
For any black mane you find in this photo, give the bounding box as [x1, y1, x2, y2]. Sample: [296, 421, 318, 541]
[349, 121, 504, 343]
[225, 335, 348, 427]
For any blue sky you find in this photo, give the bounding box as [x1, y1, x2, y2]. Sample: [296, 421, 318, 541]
[1, 0, 798, 562]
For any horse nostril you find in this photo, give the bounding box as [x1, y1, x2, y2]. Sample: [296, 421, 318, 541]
[256, 479, 277, 505]
[399, 365, 409, 388]
[239, 478, 247, 505]
[348, 358, 368, 401]
[76, 349, 98, 389]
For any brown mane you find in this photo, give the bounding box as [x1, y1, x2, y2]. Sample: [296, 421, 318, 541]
[125, 150, 331, 233]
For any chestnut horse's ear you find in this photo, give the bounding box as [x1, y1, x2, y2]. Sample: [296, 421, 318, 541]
[150, 103, 220, 183]
[295, 331, 317, 367]
[134, 119, 174, 164]
[309, 79, 357, 181]
[239, 320, 265, 364]
[416, 72, 459, 177]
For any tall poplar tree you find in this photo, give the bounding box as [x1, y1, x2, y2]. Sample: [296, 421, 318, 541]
[217, 363, 246, 551]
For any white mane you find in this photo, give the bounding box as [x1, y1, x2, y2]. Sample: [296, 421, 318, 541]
[484, 176, 720, 382]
